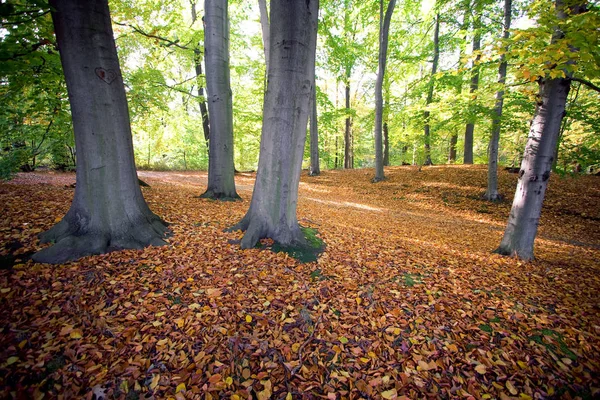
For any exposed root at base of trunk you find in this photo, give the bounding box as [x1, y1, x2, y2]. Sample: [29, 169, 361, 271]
[483, 191, 504, 202]
[33, 216, 169, 264]
[493, 245, 534, 261]
[198, 189, 241, 202]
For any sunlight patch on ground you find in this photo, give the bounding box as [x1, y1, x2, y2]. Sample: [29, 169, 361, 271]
[304, 197, 384, 212]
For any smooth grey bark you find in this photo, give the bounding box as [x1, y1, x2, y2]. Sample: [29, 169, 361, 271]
[344, 81, 353, 169]
[373, 0, 396, 182]
[496, 0, 584, 260]
[485, 0, 512, 201]
[423, 14, 439, 166]
[258, 0, 270, 73]
[191, 1, 210, 147]
[201, 0, 239, 200]
[309, 81, 320, 176]
[449, 8, 469, 163]
[383, 73, 390, 166]
[463, 8, 481, 165]
[33, 0, 168, 264]
[232, 0, 318, 249]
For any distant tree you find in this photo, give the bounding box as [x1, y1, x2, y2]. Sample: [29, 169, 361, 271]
[232, 0, 319, 249]
[373, 0, 396, 182]
[309, 82, 321, 176]
[33, 0, 168, 263]
[423, 13, 439, 166]
[496, 0, 587, 260]
[200, 0, 239, 200]
[463, 1, 482, 165]
[485, 0, 512, 201]
[190, 1, 210, 148]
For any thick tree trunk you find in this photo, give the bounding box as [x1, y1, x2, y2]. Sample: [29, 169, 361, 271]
[485, 0, 512, 201]
[463, 9, 481, 165]
[309, 81, 320, 176]
[496, 0, 584, 260]
[191, 2, 210, 147]
[423, 14, 439, 166]
[232, 0, 318, 249]
[201, 0, 239, 200]
[373, 0, 396, 182]
[258, 0, 270, 73]
[33, 0, 168, 264]
[344, 82, 353, 169]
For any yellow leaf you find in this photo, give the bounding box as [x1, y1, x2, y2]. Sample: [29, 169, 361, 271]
[475, 364, 487, 374]
[0, 288, 10, 293]
[245, 315, 253, 323]
[176, 382, 186, 393]
[517, 360, 528, 369]
[150, 374, 160, 390]
[120, 380, 129, 393]
[175, 318, 185, 328]
[519, 394, 532, 400]
[225, 376, 233, 386]
[506, 381, 518, 395]
[6, 356, 19, 366]
[381, 388, 397, 399]
[286, 393, 293, 400]
[355, 297, 362, 305]
[446, 343, 458, 352]
[257, 380, 272, 400]
[70, 329, 83, 339]
[339, 336, 349, 344]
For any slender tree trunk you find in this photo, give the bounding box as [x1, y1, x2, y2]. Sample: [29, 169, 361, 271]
[449, 8, 468, 163]
[344, 81, 353, 169]
[463, 8, 481, 165]
[485, 0, 512, 201]
[423, 14, 439, 166]
[232, 0, 318, 249]
[309, 81, 320, 176]
[33, 0, 168, 264]
[191, 2, 210, 147]
[553, 82, 580, 171]
[383, 73, 390, 166]
[258, 0, 270, 73]
[373, 0, 396, 182]
[496, 0, 585, 260]
[201, 0, 239, 200]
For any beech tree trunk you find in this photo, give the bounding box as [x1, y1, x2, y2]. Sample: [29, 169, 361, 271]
[309, 81, 320, 176]
[463, 8, 481, 165]
[485, 0, 512, 201]
[201, 0, 239, 200]
[496, 0, 584, 260]
[448, 8, 468, 163]
[258, 0, 270, 73]
[423, 14, 439, 166]
[191, 1, 210, 147]
[373, 0, 396, 182]
[33, 0, 168, 264]
[232, 0, 318, 249]
[383, 73, 390, 166]
[344, 81, 353, 169]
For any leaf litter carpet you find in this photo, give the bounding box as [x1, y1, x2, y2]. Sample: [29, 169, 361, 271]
[1, 166, 599, 399]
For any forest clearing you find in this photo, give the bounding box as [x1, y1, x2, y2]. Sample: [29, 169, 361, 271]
[1, 166, 599, 399]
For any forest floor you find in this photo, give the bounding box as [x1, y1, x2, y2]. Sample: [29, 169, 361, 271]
[1, 165, 599, 399]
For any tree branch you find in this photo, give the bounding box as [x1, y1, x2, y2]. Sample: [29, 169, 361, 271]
[571, 77, 600, 93]
[112, 21, 195, 51]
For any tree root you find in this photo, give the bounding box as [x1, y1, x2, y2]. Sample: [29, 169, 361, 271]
[33, 215, 169, 264]
[198, 189, 241, 201]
